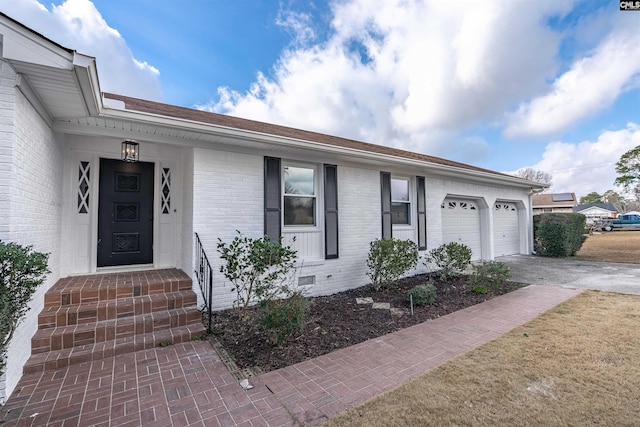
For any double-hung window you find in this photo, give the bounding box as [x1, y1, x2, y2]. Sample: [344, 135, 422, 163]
[391, 177, 411, 225]
[284, 164, 316, 226]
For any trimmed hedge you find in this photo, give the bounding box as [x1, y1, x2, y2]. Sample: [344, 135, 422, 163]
[533, 213, 587, 257]
[366, 238, 419, 290]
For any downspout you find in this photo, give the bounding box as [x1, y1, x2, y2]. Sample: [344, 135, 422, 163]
[528, 189, 536, 255]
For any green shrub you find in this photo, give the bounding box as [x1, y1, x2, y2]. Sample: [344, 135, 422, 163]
[407, 284, 437, 306]
[260, 292, 309, 346]
[366, 238, 419, 290]
[533, 213, 587, 257]
[472, 285, 487, 294]
[217, 231, 297, 309]
[425, 242, 472, 282]
[471, 260, 511, 291]
[0, 241, 50, 376]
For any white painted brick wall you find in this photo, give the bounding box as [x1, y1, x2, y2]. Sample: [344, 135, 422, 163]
[192, 148, 264, 309]
[0, 61, 16, 240]
[190, 146, 533, 312]
[182, 147, 194, 275]
[0, 61, 63, 401]
[312, 165, 381, 296]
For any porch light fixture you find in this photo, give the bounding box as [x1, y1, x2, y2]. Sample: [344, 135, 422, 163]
[121, 140, 139, 162]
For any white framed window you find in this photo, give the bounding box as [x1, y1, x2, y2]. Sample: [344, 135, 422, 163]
[391, 177, 411, 225]
[283, 164, 317, 227]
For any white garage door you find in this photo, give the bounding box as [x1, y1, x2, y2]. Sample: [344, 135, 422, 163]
[494, 202, 520, 256]
[441, 198, 481, 260]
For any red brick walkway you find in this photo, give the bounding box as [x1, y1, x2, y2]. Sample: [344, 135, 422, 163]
[1, 284, 581, 426]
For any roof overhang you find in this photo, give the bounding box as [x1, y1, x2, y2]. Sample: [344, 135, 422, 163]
[0, 13, 102, 120]
[60, 102, 545, 191]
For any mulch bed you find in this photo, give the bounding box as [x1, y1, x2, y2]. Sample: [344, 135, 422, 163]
[209, 274, 524, 373]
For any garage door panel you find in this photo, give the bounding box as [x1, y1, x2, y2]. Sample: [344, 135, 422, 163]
[442, 198, 481, 260]
[494, 202, 520, 256]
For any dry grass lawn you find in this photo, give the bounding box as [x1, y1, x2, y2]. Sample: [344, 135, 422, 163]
[325, 291, 640, 427]
[576, 230, 640, 264]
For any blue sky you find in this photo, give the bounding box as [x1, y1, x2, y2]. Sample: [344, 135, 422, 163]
[2, 0, 640, 199]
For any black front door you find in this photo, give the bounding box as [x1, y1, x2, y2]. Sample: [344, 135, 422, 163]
[97, 158, 154, 267]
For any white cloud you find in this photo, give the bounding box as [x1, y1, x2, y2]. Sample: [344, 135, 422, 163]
[505, 20, 640, 138]
[524, 123, 640, 198]
[200, 0, 575, 158]
[1, 0, 162, 101]
[275, 6, 316, 46]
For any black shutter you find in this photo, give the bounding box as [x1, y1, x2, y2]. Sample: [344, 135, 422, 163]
[381, 172, 392, 239]
[264, 157, 281, 241]
[416, 176, 426, 250]
[324, 164, 339, 259]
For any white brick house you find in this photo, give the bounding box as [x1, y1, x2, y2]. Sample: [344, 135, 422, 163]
[0, 13, 545, 399]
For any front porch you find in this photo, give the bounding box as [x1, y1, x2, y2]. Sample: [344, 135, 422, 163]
[23, 269, 205, 375]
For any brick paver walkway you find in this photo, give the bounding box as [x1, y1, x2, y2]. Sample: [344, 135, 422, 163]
[1, 284, 581, 426]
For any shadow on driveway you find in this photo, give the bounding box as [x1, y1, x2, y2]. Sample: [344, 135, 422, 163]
[499, 255, 640, 295]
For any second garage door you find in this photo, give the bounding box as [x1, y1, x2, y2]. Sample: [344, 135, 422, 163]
[441, 198, 482, 260]
[493, 202, 520, 256]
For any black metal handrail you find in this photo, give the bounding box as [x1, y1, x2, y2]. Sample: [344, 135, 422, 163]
[194, 233, 214, 334]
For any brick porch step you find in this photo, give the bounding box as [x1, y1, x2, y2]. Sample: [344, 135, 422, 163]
[44, 269, 193, 308]
[23, 324, 205, 374]
[31, 307, 202, 354]
[25, 269, 206, 374]
[37, 290, 197, 329]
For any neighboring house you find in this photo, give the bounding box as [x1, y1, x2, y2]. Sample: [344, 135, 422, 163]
[573, 203, 617, 224]
[532, 193, 578, 214]
[0, 14, 545, 400]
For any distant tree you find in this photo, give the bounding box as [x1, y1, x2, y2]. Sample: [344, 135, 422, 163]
[579, 192, 603, 204]
[628, 199, 640, 211]
[632, 184, 640, 203]
[614, 146, 640, 191]
[514, 168, 552, 193]
[602, 190, 627, 212]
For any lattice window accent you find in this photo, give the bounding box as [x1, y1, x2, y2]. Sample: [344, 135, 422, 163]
[77, 161, 90, 214]
[161, 167, 171, 214]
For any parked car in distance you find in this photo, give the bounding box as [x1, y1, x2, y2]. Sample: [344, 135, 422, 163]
[601, 214, 640, 232]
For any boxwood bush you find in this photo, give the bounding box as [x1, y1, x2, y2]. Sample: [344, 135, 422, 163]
[533, 213, 587, 257]
[407, 284, 437, 306]
[1, 241, 50, 377]
[424, 242, 472, 282]
[367, 238, 419, 290]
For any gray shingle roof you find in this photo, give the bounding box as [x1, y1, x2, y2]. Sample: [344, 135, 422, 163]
[573, 203, 617, 213]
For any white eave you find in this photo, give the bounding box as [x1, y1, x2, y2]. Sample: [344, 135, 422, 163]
[0, 13, 101, 120]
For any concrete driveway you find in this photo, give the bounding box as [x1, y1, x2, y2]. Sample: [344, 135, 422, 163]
[499, 255, 640, 295]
